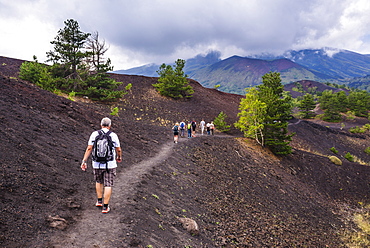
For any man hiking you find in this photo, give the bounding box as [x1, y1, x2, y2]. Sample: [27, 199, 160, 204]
[173, 122, 180, 143]
[179, 120, 186, 137]
[200, 119, 205, 135]
[187, 121, 192, 138]
[81, 117, 122, 214]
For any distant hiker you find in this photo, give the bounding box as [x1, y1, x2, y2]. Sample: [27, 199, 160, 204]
[179, 120, 186, 137]
[80, 117, 122, 214]
[206, 122, 211, 135]
[200, 119, 205, 135]
[210, 121, 215, 135]
[173, 122, 180, 143]
[187, 121, 192, 138]
[191, 120, 197, 137]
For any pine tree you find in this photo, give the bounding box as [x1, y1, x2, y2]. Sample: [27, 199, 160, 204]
[21, 19, 126, 101]
[235, 72, 294, 155]
[257, 72, 294, 155]
[348, 91, 370, 117]
[213, 111, 231, 132]
[319, 90, 342, 122]
[46, 19, 90, 80]
[153, 59, 194, 98]
[298, 93, 316, 119]
[336, 91, 348, 112]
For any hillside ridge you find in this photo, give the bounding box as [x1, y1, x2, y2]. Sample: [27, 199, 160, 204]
[1, 56, 370, 247]
[115, 48, 370, 94]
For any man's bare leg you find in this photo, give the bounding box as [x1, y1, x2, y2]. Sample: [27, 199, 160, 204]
[96, 182, 104, 199]
[103, 187, 112, 204]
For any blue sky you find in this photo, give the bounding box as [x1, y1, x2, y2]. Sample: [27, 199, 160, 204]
[1, 0, 370, 70]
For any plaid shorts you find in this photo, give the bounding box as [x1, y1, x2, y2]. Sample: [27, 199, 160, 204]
[93, 168, 117, 187]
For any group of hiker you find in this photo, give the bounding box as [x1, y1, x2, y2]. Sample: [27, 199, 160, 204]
[79, 117, 216, 214]
[172, 119, 215, 143]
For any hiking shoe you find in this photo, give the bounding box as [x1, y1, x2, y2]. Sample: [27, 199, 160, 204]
[102, 205, 110, 214]
[95, 200, 103, 207]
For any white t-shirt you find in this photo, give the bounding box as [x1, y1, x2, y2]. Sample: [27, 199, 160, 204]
[88, 128, 120, 169]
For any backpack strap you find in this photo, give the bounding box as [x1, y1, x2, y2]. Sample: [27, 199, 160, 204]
[104, 130, 113, 172]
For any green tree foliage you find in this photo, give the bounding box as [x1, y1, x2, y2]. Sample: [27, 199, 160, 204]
[347, 91, 370, 117]
[46, 19, 90, 79]
[153, 59, 194, 98]
[82, 58, 127, 101]
[318, 89, 370, 121]
[235, 87, 266, 146]
[293, 82, 304, 93]
[257, 72, 294, 155]
[318, 90, 342, 122]
[20, 19, 126, 102]
[336, 91, 348, 112]
[235, 72, 294, 155]
[298, 93, 316, 119]
[213, 111, 231, 132]
[19, 56, 54, 91]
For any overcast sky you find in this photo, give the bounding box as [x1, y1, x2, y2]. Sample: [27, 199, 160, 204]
[1, 0, 370, 70]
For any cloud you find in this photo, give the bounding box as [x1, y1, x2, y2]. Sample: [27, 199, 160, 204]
[1, 0, 370, 69]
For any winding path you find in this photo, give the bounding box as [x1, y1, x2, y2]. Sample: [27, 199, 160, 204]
[50, 141, 175, 247]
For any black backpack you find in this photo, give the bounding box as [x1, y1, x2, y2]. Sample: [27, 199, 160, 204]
[174, 126, 179, 132]
[92, 130, 114, 166]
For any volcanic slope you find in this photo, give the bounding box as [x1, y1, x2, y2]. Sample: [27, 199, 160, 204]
[1, 56, 370, 247]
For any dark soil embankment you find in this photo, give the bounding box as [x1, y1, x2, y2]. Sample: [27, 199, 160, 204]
[1, 56, 370, 247]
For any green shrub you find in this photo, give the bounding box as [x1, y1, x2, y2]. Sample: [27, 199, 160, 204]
[329, 156, 342, 165]
[363, 124, 370, 131]
[110, 107, 119, 116]
[344, 152, 355, 162]
[53, 89, 62, 95]
[153, 59, 193, 99]
[19, 58, 54, 91]
[68, 91, 76, 101]
[349, 126, 365, 133]
[346, 111, 356, 120]
[213, 111, 231, 132]
[125, 83, 132, 91]
[364, 147, 370, 155]
[330, 147, 338, 154]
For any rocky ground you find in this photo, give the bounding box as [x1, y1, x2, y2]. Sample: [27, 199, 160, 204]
[1, 56, 370, 247]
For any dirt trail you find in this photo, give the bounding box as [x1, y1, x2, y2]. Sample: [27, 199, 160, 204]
[50, 141, 175, 247]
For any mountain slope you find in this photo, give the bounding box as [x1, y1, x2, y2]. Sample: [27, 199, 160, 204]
[1, 56, 370, 247]
[284, 80, 349, 98]
[115, 48, 370, 94]
[113, 50, 221, 77]
[347, 75, 370, 91]
[113, 63, 159, 77]
[189, 56, 333, 94]
[259, 48, 370, 79]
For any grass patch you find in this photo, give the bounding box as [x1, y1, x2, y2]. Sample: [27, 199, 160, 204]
[344, 205, 370, 247]
[345, 152, 355, 162]
[330, 147, 339, 154]
[365, 147, 370, 155]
